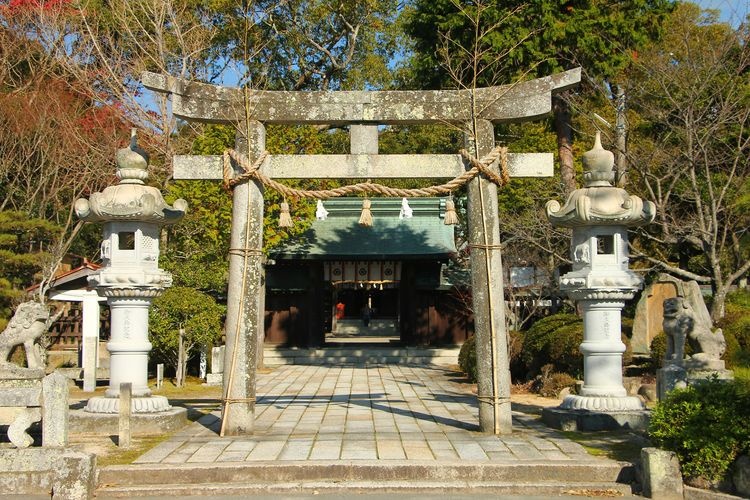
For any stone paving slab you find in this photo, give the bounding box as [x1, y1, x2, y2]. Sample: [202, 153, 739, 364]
[134, 365, 599, 465]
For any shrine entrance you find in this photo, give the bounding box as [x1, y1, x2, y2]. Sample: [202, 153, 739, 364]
[328, 282, 400, 345]
[143, 68, 581, 436]
[265, 196, 468, 347]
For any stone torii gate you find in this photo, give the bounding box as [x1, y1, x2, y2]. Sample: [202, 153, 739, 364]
[143, 68, 581, 436]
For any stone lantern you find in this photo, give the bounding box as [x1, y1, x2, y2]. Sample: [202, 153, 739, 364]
[74, 130, 187, 413]
[543, 132, 655, 428]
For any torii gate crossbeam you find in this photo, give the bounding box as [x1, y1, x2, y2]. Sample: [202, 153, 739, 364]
[144, 68, 581, 436]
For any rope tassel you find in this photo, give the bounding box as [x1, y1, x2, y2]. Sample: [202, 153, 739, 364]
[279, 201, 293, 228]
[444, 198, 459, 225]
[359, 199, 373, 227]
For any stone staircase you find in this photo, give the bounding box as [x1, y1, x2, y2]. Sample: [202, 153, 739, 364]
[95, 461, 636, 497]
[333, 318, 399, 337]
[263, 345, 461, 366]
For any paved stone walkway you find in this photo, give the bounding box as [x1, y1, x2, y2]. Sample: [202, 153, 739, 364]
[135, 365, 597, 465]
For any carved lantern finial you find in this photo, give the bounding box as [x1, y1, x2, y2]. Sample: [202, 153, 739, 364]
[115, 128, 150, 184]
[582, 131, 615, 187]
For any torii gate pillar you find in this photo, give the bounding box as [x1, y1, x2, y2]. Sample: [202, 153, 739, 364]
[466, 120, 513, 433]
[221, 122, 265, 436]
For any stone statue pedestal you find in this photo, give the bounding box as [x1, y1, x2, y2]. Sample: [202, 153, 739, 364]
[657, 358, 733, 401]
[656, 362, 688, 401]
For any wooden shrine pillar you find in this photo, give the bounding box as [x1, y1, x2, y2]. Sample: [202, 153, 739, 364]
[221, 121, 265, 436]
[466, 119, 513, 434]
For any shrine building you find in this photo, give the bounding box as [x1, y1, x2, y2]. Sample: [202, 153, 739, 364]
[264, 197, 472, 348]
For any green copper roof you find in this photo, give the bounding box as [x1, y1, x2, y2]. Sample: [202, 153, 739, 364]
[272, 197, 456, 260]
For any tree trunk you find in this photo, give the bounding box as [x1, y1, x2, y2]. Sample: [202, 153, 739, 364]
[176, 327, 186, 388]
[553, 93, 576, 194]
[613, 84, 628, 187]
[710, 285, 727, 323]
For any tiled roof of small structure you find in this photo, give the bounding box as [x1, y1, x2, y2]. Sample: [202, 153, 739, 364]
[271, 197, 456, 260]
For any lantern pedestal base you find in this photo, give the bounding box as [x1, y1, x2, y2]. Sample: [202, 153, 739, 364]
[541, 405, 649, 432]
[70, 406, 188, 435]
[83, 395, 171, 414]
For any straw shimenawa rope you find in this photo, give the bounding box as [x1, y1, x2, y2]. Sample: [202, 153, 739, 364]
[222, 147, 509, 197]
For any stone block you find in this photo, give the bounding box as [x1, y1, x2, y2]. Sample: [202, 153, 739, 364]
[733, 455, 750, 498]
[640, 447, 683, 499]
[206, 373, 223, 386]
[0, 448, 96, 500]
[623, 376, 643, 396]
[657, 364, 688, 401]
[69, 406, 188, 435]
[211, 345, 225, 374]
[42, 372, 68, 447]
[638, 383, 658, 403]
[542, 407, 650, 432]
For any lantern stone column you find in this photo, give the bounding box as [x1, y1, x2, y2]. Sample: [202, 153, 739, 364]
[74, 130, 187, 414]
[543, 132, 655, 430]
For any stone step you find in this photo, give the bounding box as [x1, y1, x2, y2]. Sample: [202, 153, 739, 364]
[97, 480, 634, 497]
[263, 346, 461, 366]
[96, 461, 634, 497]
[335, 318, 398, 334]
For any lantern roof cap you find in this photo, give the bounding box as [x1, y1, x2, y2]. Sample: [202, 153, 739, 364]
[74, 129, 187, 224]
[546, 133, 655, 227]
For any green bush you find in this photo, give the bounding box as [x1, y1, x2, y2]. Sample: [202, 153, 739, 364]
[522, 313, 582, 376]
[650, 331, 667, 367]
[508, 329, 526, 381]
[534, 368, 577, 398]
[650, 331, 694, 368]
[458, 335, 477, 382]
[649, 378, 750, 481]
[719, 289, 750, 368]
[458, 330, 524, 383]
[522, 312, 633, 379]
[547, 322, 584, 377]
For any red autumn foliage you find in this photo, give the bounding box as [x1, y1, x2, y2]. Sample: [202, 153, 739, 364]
[2, 0, 71, 14]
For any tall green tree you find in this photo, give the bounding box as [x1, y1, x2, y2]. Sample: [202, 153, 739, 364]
[0, 211, 62, 328]
[162, 123, 329, 295]
[625, 3, 750, 320]
[149, 286, 224, 386]
[402, 0, 674, 192]
[215, 0, 401, 91]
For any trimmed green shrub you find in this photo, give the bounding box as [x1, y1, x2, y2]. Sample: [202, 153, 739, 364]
[547, 322, 584, 377]
[508, 329, 526, 381]
[534, 367, 577, 398]
[650, 331, 667, 368]
[458, 330, 524, 383]
[650, 331, 694, 368]
[649, 378, 750, 481]
[719, 289, 750, 368]
[522, 313, 582, 376]
[458, 335, 477, 382]
[523, 312, 633, 379]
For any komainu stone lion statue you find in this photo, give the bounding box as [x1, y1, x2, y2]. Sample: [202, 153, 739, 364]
[663, 296, 726, 365]
[0, 301, 53, 375]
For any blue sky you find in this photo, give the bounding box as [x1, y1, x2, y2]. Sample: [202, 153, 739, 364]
[696, 0, 749, 25]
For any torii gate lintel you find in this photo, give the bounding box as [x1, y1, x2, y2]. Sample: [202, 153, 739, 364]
[142, 68, 580, 125]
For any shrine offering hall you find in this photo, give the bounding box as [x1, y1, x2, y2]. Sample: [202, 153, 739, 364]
[265, 197, 472, 348]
